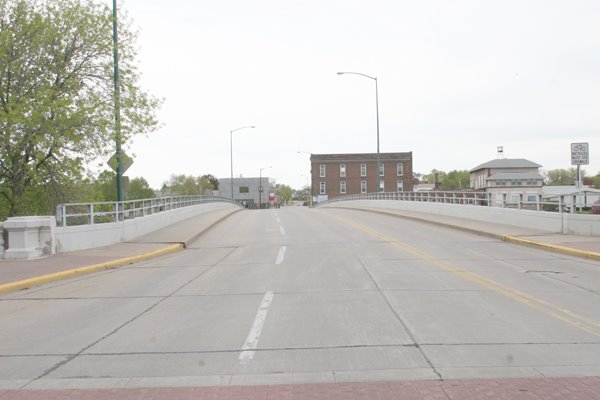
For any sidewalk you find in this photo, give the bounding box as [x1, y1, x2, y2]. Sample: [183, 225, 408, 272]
[333, 206, 600, 261]
[0, 208, 242, 294]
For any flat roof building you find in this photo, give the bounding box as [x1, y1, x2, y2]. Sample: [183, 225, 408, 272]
[219, 177, 276, 209]
[310, 152, 413, 202]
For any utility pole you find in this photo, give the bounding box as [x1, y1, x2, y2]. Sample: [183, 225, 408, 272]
[113, 0, 124, 201]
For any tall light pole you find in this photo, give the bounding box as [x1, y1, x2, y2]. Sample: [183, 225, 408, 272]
[112, 0, 124, 201]
[230, 126, 255, 200]
[337, 71, 381, 192]
[259, 166, 272, 209]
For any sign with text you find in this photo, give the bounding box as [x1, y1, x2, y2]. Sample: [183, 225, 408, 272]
[571, 142, 589, 165]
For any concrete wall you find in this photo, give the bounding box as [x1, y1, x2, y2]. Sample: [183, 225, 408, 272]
[320, 199, 600, 236]
[55, 202, 241, 253]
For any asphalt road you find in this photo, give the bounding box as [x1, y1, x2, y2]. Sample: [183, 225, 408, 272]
[2, 207, 600, 390]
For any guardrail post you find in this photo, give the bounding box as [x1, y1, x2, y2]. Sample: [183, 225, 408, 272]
[0, 223, 4, 259]
[559, 195, 563, 213]
[572, 195, 577, 214]
[518, 193, 523, 210]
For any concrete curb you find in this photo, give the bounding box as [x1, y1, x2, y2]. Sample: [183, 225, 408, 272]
[326, 206, 506, 240]
[183, 208, 244, 247]
[326, 206, 600, 261]
[0, 243, 183, 295]
[503, 235, 600, 261]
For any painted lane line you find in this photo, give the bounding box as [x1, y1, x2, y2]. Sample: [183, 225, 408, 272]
[276, 217, 281, 223]
[275, 246, 287, 265]
[239, 291, 275, 364]
[280, 226, 286, 236]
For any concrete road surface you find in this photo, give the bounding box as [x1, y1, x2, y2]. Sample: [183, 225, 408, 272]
[1, 207, 600, 390]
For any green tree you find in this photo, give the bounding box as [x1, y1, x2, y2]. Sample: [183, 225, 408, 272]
[276, 184, 293, 204]
[200, 174, 219, 191]
[94, 171, 117, 202]
[161, 174, 216, 196]
[592, 175, 600, 190]
[127, 177, 155, 200]
[544, 168, 586, 186]
[0, 0, 161, 217]
[440, 170, 470, 190]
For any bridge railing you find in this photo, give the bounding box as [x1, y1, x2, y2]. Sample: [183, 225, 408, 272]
[56, 195, 240, 227]
[317, 190, 600, 214]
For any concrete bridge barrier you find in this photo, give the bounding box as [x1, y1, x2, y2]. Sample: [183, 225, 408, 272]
[1, 196, 242, 259]
[320, 199, 600, 237]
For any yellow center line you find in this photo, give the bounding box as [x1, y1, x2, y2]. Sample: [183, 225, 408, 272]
[325, 211, 600, 337]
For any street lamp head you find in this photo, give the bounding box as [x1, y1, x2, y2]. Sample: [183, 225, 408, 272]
[336, 72, 345, 75]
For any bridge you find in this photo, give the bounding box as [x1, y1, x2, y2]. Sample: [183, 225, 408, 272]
[1, 197, 599, 399]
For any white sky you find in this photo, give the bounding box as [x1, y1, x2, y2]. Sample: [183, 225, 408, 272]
[119, 0, 600, 190]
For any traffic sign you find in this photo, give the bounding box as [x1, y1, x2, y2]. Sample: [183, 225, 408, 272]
[571, 142, 589, 165]
[107, 151, 133, 173]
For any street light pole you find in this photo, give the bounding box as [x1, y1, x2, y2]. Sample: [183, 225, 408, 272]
[259, 166, 272, 209]
[229, 126, 255, 200]
[112, 0, 124, 201]
[337, 72, 381, 192]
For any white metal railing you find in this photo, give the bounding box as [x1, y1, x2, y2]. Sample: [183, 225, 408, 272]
[55, 195, 240, 227]
[317, 190, 600, 214]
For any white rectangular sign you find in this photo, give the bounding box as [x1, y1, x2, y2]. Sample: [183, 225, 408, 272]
[571, 142, 589, 165]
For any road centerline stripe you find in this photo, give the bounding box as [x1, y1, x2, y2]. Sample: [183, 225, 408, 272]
[275, 246, 287, 265]
[280, 226, 286, 236]
[239, 291, 275, 364]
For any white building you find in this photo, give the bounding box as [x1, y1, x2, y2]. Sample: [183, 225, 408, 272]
[219, 177, 276, 209]
[470, 158, 544, 206]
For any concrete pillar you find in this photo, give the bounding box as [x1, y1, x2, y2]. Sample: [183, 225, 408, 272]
[3, 216, 56, 259]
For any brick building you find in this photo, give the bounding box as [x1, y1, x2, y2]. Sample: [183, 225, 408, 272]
[310, 152, 413, 201]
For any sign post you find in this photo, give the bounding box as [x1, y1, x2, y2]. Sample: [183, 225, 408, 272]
[571, 142, 589, 189]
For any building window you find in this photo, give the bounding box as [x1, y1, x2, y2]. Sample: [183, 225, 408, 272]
[511, 179, 523, 186]
[320, 181, 326, 194]
[340, 181, 346, 194]
[239, 187, 249, 193]
[379, 180, 385, 192]
[320, 165, 326, 177]
[526, 179, 538, 185]
[496, 180, 506, 186]
[397, 163, 403, 176]
[397, 180, 404, 192]
[526, 194, 538, 203]
[360, 164, 367, 177]
[379, 164, 384, 177]
[340, 164, 346, 177]
[361, 180, 367, 193]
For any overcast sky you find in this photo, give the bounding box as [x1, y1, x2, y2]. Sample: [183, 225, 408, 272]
[118, 0, 599, 190]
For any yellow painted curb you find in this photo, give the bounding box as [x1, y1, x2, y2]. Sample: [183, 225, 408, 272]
[0, 243, 184, 295]
[503, 236, 600, 261]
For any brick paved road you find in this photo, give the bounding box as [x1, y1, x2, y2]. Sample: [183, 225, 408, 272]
[2, 377, 600, 399]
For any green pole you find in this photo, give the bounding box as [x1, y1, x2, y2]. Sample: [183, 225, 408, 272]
[113, 0, 124, 202]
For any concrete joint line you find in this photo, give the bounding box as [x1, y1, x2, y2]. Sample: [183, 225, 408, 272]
[0, 244, 184, 295]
